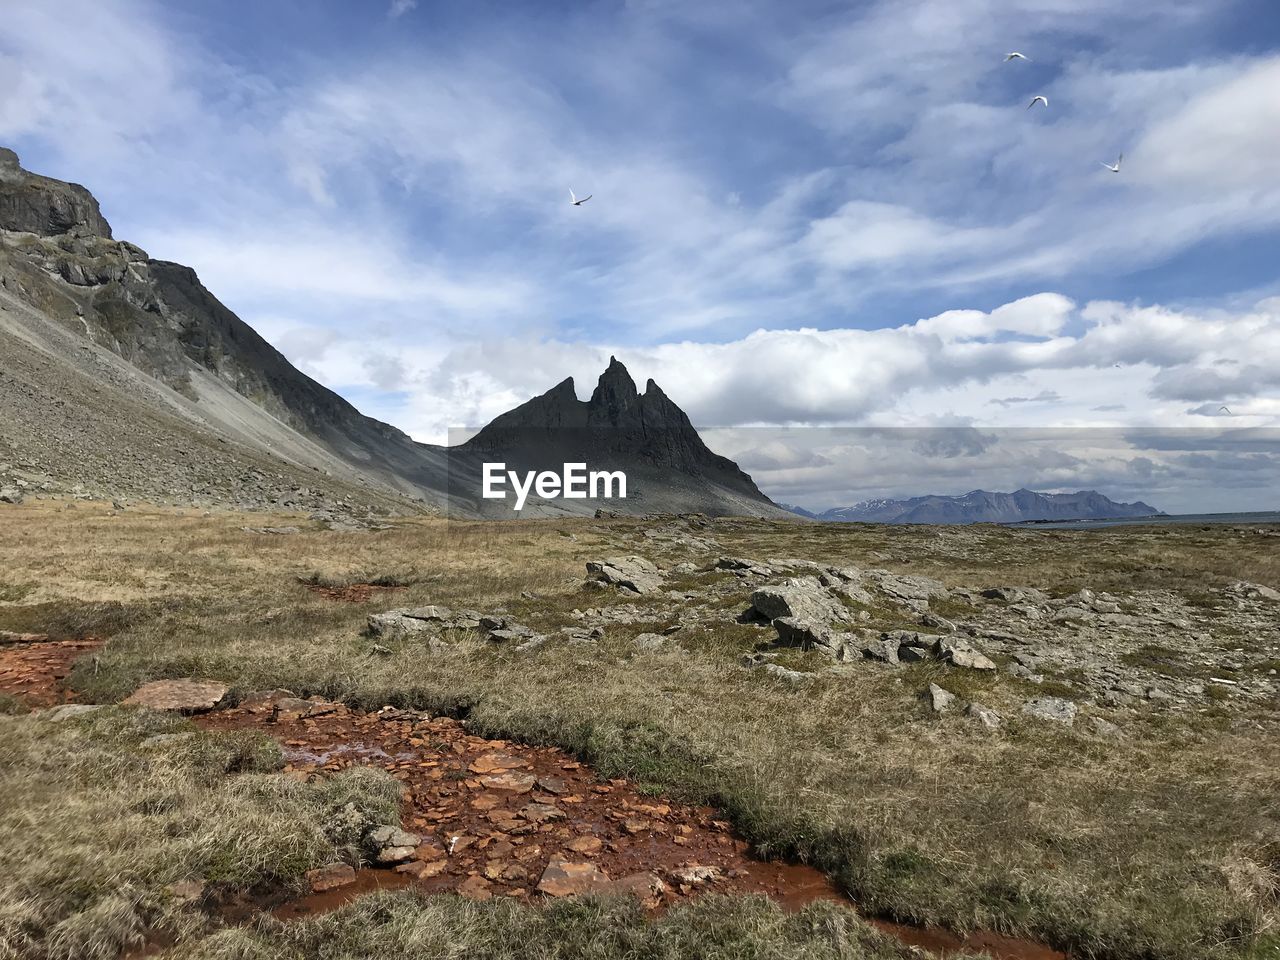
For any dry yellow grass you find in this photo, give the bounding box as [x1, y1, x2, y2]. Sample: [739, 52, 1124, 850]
[2, 500, 1278, 960]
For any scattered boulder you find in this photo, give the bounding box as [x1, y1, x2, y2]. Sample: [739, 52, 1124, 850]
[865, 570, 948, 605]
[750, 577, 847, 623]
[604, 872, 667, 909]
[862, 635, 900, 664]
[367, 825, 421, 864]
[934, 637, 997, 671]
[966, 703, 1003, 729]
[670, 864, 722, 885]
[981, 586, 1048, 604]
[1227, 581, 1280, 602]
[633, 632, 669, 651]
[926, 683, 959, 713]
[773, 617, 853, 658]
[1022, 697, 1077, 725]
[0, 486, 23, 504]
[122, 679, 228, 713]
[741, 653, 813, 683]
[586, 556, 662, 594]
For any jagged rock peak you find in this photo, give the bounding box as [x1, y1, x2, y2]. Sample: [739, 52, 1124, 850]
[590, 355, 638, 399]
[0, 144, 113, 239]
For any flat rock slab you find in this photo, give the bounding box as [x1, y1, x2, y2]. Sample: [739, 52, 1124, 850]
[122, 679, 228, 713]
[306, 863, 356, 893]
[537, 857, 611, 897]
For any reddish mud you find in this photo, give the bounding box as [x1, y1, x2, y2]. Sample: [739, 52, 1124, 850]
[198, 703, 1067, 960]
[0, 637, 102, 706]
[199, 703, 827, 908]
[0, 643, 1065, 960]
[873, 921, 1068, 960]
[304, 583, 402, 603]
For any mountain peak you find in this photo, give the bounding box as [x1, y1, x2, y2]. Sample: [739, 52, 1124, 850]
[589, 355, 640, 413]
[0, 143, 113, 238]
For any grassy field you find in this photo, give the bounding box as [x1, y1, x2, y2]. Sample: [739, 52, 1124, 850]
[0, 706, 401, 960]
[1, 500, 1278, 960]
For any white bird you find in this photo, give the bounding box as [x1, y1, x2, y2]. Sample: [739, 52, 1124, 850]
[1101, 153, 1123, 173]
[1027, 95, 1048, 109]
[1005, 52, 1030, 62]
[568, 188, 592, 206]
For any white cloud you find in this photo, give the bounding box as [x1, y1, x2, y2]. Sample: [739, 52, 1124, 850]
[388, 0, 418, 18]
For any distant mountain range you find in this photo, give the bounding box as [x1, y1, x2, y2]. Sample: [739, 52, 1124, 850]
[782, 489, 1164, 525]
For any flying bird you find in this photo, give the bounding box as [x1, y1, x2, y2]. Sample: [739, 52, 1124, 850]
[1027, 95, 1048, 109]
[1219, 405, 1233, 415]
[1101, 153, 1123, 173]
[1005, 52, 1030, 62]
[568, 189, 592, 206]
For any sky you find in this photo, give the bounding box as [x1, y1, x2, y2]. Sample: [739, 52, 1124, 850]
[2, 0, 1278, 512]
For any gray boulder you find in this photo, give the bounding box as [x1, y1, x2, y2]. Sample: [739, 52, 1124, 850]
[1022, 697, 1077, 725]
[966, 703, 1003, 729]
[751, 577, 847, 623]
[927, 683, 958, 713]
[934, 637, 997, 671]
[586, 556, 662, 594]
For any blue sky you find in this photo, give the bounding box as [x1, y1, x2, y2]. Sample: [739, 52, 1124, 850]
[2, 0, 1279, 510]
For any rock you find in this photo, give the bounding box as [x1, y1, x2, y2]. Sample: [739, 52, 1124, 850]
[368, 825, 421, 864]
[750, 577, 847, 623]
[536, 776, 569, 795]
[121, 679, 228, 713]
[927, 683, 959, 713]
[518, 802, 566, 823]
[773, 617, 849, 657]
[367, 612, 431, 642]
[586, 556, 662, 594]
[981, 586, 1048, 604]
[480, 772, 537, 793]
[966, 702, 1002, 728]
[1022, 697, 1077, 725]
[896, 643, 931, 663]
[605, 872, 667, 909]
[865, 570, 948, 604]
[306, 863, 356, 893]
[1087, 717, 1122, 738]
[862, 635, 900, 664]
[934, 637, 997, 671]
[44, 703, 104, 722]
[458, 875, 494, 900]
[633, 632, 668, 651]
[0, 486, 22, 504]
[537, 857, 612, 897]
[566, 835, 603, 854]
[1227, 581, 1280, 602]
[670, 864, 722, 885]
[919, 612, 956, 633]
[741, 654, 813, 683]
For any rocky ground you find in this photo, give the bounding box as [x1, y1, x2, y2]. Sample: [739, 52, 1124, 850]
[1, 502, 1277, 960]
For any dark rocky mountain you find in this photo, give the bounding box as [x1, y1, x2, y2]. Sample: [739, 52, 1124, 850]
[450, 357, 781, 517]
[0, 147, 778, 519]
[793, 489, 1163, 524]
